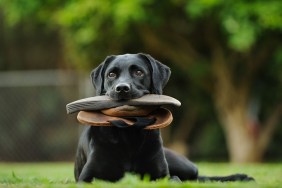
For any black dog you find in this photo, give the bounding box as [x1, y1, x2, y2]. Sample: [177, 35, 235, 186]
[74, 53, 254, 182]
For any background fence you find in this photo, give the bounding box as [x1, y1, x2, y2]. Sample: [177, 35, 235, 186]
[0, 70, 93, 161]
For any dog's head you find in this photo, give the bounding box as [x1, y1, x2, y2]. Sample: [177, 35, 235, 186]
[91, 53, 171, 100]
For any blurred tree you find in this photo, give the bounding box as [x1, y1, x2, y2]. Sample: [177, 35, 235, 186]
[1, 0, 281, 162]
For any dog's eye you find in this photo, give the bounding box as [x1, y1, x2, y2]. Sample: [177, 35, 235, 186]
[108, 72, 116, 78]
[134, 70, 144, 77]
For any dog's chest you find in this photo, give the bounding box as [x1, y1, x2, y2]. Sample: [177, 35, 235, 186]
[93, 127, 148, 145]
[91, 126, 160, 156]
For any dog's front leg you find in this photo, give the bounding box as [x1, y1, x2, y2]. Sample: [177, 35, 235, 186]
[77, 151, 96, 182]
[78, 150, 126, 182]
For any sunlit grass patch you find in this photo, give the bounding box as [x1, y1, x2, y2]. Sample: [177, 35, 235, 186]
[0, 162, 281, 188]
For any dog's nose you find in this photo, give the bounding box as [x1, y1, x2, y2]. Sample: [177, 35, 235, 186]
[115, 83, 130, 93]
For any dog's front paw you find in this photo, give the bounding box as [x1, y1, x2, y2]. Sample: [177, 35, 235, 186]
[170, 175, 182, 182]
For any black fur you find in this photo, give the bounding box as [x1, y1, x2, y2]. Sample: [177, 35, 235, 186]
[74, 53, 254, 183]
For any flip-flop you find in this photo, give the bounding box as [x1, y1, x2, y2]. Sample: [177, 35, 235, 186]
[66, 94, 181, 114]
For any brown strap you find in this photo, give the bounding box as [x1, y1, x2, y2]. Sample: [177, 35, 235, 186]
[77, 108, 173, 130]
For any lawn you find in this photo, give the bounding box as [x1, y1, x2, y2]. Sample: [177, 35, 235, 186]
[0, 162, 281, 187]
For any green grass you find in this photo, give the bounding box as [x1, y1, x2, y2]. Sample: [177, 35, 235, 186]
[0, 162, 281, 187]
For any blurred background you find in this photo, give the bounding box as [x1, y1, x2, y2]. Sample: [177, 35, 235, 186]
[0, 0, 281, 163]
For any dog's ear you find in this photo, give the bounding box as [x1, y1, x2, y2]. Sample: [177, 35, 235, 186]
[138, 53, 171, 94]
[90, 55, 116, 95]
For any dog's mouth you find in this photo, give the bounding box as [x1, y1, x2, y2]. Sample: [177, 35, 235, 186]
[107, 89, 150, 101]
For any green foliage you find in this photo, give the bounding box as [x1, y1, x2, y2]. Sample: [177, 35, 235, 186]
[186, 0, 282, 51]
[0, 0, 63, 26]
[1, 0, 282, 58]
[0, 0, 155, 67]
[185, 0, 222, 18]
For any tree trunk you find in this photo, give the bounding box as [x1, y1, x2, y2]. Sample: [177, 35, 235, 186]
[214, 95, 281, 163]
[211, 46, 281, 163]
[216, 103, 263, 162]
